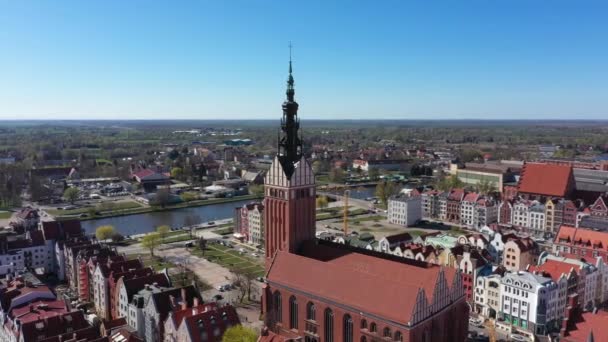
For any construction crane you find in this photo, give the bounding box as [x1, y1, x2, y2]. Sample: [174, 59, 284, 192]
[343, 190, 350, 236]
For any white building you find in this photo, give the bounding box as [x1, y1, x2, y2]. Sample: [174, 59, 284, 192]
[388, 191, 421, 226]
[475, 198, 498, 229]
[247, 204, 264, 246]
[528, 202, 546, 236]
[512, 201, 531, 228]
[460, 193, 478, 228]
[474, 274, 502, 318]
[499, 271, 565, 336]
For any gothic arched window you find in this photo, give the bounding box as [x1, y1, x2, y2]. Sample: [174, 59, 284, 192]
[324, 308, 334, 342]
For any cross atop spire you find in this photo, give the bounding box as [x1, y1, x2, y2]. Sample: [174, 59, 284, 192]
[286, 42, 295, 102]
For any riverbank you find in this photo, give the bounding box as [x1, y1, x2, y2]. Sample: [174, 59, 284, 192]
[56, 195, 263, 221]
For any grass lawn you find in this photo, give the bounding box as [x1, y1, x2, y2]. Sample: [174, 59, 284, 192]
[49, 201, 143, 216]
[197, 243, 265, 277]
[212, 226, 234, 236]
[351, 215, 384, 223]
[135, 254, 176, 271]
[161, 234, 194, 244]
[0, 211, 11, 219]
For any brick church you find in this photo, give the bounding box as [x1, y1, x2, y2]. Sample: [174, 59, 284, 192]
[259, 59, 469, 342]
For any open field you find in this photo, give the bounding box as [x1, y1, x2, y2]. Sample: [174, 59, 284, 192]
[192, 243, 265, 278]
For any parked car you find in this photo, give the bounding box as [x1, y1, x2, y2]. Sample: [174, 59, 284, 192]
[469, 317, 483, 327]
[509, 334, 528, 342]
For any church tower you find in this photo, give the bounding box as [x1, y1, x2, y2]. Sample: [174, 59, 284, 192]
[264, 57, 316, 269]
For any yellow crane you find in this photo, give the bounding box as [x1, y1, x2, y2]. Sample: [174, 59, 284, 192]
[343, 190, 350, 236]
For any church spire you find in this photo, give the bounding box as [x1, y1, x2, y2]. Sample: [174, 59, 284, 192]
[286, 43, 295, 102]
[278, 43, 302, 177]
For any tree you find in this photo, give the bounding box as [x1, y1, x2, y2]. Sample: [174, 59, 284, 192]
[476, 177, 497, 195]
[63, 187, 80, 204]
[232, 269, 257, 304]
[141, 232, 161, 256]
[328, 167, 346, 183]
[375, 181, 399, 206]
[180, 192, 198, 202]
[168, 149, 180, 160]
[198, 236, 207, 255]
[96, 225, 116, 241]
[316, 196, 329, 209]
[29, 176, 51, 201]
[170, 167, 183, 179]
[436, 175, 465, 192]
[368, 167, 380, 181]
[312, 160, 323, 174]
[111, 232, 125, 243]
[222, 325, 257, 342]
[248, 184, 264, 197]
[183, 214, 200, 238]
[157, 225, 171, 242]
[155, 187, 171, 208]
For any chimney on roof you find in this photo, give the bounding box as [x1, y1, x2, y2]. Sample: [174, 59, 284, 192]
[180, 288, 188, 310]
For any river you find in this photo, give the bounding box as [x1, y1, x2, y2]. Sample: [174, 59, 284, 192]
[82, 186, 378, 235]
[81, 198, 256, 235]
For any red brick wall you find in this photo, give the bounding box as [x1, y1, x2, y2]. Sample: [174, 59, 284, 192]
[264, 286, 469, 342]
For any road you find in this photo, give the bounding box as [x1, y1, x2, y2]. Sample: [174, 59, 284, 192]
[317, 191, 376, 209]
[117, 238, 265, 330]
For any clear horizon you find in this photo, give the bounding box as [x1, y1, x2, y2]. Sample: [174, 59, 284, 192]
[1, 1, 607, 120]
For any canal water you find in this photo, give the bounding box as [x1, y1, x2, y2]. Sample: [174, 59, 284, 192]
[81, 198, 256, 235]
[82, 186, 378, 235]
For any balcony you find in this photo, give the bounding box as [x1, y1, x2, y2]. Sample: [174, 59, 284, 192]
[304, 320, 318, 336]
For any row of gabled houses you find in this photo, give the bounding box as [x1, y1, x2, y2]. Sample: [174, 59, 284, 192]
[498, 195, 608, 237]
[421, 189, 499, 229]
[0, 215, 242, 342]
[337, 223, 608, 339]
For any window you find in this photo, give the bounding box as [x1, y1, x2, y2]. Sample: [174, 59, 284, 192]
[324, 309, 334, 342]
[273, 291, 282, 323]
[383, 327, 391, 338]
[343, 315, 353, 342]
[361, 319, 367, 330]
[370, 322, 377, 333]
[306, 302, 316, 321]
[289, 296, 298, 329]
[394, 331, 403, 342]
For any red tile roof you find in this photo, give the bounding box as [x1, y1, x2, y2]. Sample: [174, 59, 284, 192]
[563, 310, 608, 342]
[268, 242, 459, 324]
[528, 259, 577, 282]
[518, 163, 573, 197]
[9, 299, 68, 323]
[555, 225, 608, 251]
[463, 192, 480, 203]
[19, 310, 89, 342]
[178, 303, 240, 342]
[448, 188, 466, 201]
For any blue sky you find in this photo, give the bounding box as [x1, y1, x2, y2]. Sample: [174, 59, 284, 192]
[1, 1, 607, 120]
